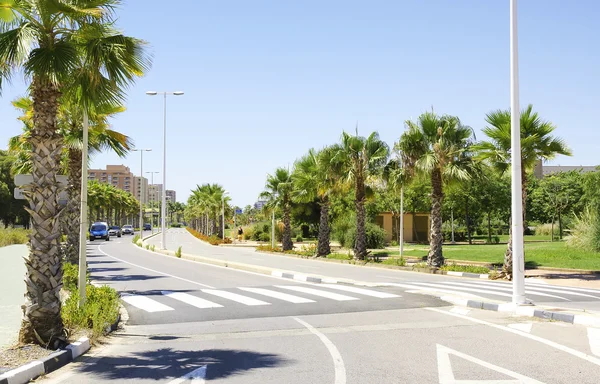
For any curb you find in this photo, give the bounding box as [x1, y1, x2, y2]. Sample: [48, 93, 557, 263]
[0, 337, 90, 384]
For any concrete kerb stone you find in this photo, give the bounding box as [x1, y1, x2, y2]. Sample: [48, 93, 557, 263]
[0, 337, 90, 384]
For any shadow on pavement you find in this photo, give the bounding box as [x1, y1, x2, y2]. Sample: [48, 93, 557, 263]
[92, 274, 165, 282]
[87, 260, 119, 264]
[120, 289, 196, 296]
[76, 348, 290, 380]
[88, 267, 127, 273]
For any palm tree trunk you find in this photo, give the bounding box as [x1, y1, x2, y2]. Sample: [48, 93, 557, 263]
[19, 82, 65, 347]
[317, 197, 331, 256]
[282, 199, 293, 251]
[63, 149, 82, 264]
[354, 178, 367, 260]
[428, 168, 444, 267]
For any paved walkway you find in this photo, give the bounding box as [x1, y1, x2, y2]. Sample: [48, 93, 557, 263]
[0, 245, 27, 348]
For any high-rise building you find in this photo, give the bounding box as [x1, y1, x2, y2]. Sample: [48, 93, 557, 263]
[148, 184, 163, 205]
[166, 190, 176, 203]
[88, 165, 148, 203]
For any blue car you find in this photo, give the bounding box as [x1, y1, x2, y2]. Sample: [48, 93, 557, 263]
[90, 222, 110, 241]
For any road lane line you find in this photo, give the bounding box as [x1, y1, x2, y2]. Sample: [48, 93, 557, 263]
[293, 317, 346, 384]
[161, 291, 223, 309]
[319, 284, 400, 298]
[201, 289, 271, 306]
[96, 245, 216, 289]
[276, 285, 358, 301]
[121, 294, 174, 312]
[238, 287, 315, 303]
[588, 328, 600, 357]
[425, 307, 600, 366]
[507, 323, 533, 333]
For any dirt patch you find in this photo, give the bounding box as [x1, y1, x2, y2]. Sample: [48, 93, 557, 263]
[0, 344, 55, 374]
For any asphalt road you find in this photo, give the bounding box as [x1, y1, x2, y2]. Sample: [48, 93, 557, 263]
[146, 229, 600, 311]
[39, 234, 600, 383]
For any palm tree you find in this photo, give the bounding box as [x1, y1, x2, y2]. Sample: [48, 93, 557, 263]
[261, 168, 294, 251]
[187, 184, 229, 237]
[292, 146, 343, 256]
[398, 112, 474, 267]
[475, 104, 571, 279]
[332, 131, 389, 260]
[0, 1, 150, 346]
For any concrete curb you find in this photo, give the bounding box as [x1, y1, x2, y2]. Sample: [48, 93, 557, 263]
[0, 337, 90, 384]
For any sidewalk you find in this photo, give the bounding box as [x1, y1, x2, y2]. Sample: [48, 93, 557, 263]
[0, 245, 27, 348]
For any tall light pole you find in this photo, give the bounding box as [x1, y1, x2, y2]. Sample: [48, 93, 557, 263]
[78, 110, 89, 307]
[132, 149, 152, 232]
[146, 171, 159, 231]
[146, 91, 184, 250]
[222, 191, 229, 240]
[510, 0, 526, 305]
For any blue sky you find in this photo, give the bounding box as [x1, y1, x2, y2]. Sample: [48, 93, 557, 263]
[1, 0, 598, 207]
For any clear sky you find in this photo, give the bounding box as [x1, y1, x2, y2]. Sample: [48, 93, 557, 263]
[1, 0, 598, 207]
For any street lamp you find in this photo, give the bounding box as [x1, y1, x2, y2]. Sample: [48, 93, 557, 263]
[146, 91, 184, 250]
[132, 148, 152, 232]
[510, 0, 526, 305]
[222, 191, 229, 240]
[146, 171, 159, 231]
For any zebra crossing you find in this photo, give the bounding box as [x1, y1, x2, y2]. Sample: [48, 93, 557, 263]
[121, 284, 401, 313]
[387, 279, 600, 302]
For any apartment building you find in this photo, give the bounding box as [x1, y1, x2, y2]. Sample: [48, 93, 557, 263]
[148, 184, 163, 205]
[88, 165, 148, 204]
[166, 190, 177, 203]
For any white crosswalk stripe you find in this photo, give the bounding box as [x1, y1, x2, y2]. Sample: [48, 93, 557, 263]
[238, 287, 315, 303]
[161, 291, 223, 308]
[201, 289, 271, 306]
[475, 280, 600, 299]
[275, 285, 359, 301]
[319, 284, 400, 298]
[436, 281, 570, 301]
[122, 294, 174, 312]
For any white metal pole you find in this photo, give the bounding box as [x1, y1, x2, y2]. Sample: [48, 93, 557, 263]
[78, 110, 89, 307]
[510, 0, 526, 305]
[451, 208, 455, 244]
[161, 93, 167, 249]
[271, 209, 275, 248]
[222, 196, 225, 240]
[399, 185, 404, 257]
[139, 151, 143, 232]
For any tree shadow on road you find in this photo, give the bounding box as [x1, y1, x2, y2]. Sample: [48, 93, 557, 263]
[75, 347, 290, 381]
[92, 274, 166, 282]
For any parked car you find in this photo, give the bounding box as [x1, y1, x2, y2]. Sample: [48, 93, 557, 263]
[108, 226, 122, 237]
[143, 223, 152, 231]
[122, 224, 134, 235]
[90, 222, 109, 241]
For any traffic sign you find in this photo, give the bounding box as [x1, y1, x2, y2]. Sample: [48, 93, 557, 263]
[14, 187, 68, 205]
[14, 188, 25, 200]
[14, 174, 68, 186]
[235, 208, 243, 214]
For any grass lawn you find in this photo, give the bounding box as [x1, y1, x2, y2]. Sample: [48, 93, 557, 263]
[374, 241, 600, 270]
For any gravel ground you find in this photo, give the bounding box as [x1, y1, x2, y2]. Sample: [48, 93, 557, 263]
[0, 344, 56, 374]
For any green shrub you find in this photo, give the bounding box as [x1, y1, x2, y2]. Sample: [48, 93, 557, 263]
[0, 228, 29, 247]
[150, 245, 155, 252]
[296, 236, 303, 242]
[259, 232, 270, 242]
[252, 229, 263, 241]
[327, 252, 353, 260]
[62, 262, 82, 292]
[382, 257, 406, 266]
[342, 222, 386, 249]
[332, 214, 355, 247]
[175, 246, 182, 258]
[535, 223, 560, 236]
[145, 244, 150, 250]
[62, 284, 120, 342]
[132, 234, 140, 244]
[256, 244, 282, 252]
[440, 263, 490, 274]
[243, 226, 254, 240]
[567, 208, 600, 252]
[171, 223, 181, 228]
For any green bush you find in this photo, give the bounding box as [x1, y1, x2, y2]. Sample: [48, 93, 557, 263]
[150, 245, 155, 252]
[535, 223, 560, 236]
[342, 222, 386, 249]
[296, 236, 303, 242]
[62, 284, 120, 342]
[382, 257, 406, 266]
[332, 214, 355, 247]
[243, 226, 254, 240]
[175, 246, 182, 258]
[171, 223, 182, 228]
[0, 228, 29, 247]
[62, 262, 82, 292]
[132, 234, 140, 244]
[252, 229, 263, 241]
[567, 208, 600, 252]
[259, 232, 270, 242]
[440, 263, 490, 274]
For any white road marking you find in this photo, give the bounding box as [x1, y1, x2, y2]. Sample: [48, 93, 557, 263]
[525, 283, 600, 295]
[436, 344, 544, 383]
[449, 307, 471, 315]
[438, 281, 572, 300]
[319, 284, 400, 298]
[168, 365, 207, 384]
[275, 285, 358, 301]
[96, 246, 216, 289]
[588, 328, 600, 357]
[426, 307, 600, 367]
[376, 275, 399, 279]
[386, 282, 482, 298]
[462, 280, 600, 299]
[161, 291, 223, 309]
[238, 287, 315, 303]
[121, 294, 174, 312]
[201, 289, 271, 306]
[294, 317, 346, 384]
[507, 323, 533, 333]
[410, 282, 569, 301]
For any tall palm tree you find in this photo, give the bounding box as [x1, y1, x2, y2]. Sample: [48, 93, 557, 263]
[332, 131, 389, 260]
[261, 168, 294, 251]
[0, 0, 150, 346]
[292, 146, 344, 256]
[398, 112, 474, 267]
[475, 104, 571, 279]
